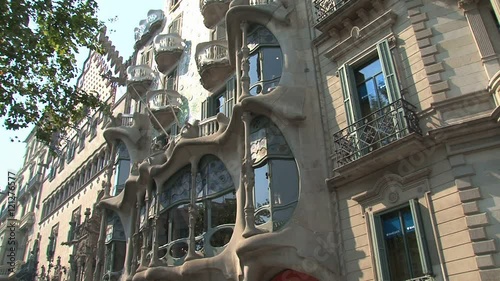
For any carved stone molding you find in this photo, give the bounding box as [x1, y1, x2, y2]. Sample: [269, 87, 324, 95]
[351, 168, 431, 213]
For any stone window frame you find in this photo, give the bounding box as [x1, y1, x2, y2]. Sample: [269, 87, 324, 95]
[351, 168, 434, 281]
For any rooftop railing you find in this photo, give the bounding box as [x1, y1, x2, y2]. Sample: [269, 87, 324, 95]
[332, 99, 421, 169]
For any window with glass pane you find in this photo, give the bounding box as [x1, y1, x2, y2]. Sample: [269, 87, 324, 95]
[166, 68, 178, 91]
[158, 156, 236, 262]
[354, 57, 389, 118]
[247, 25, 282, 96]
[371, 200, 432, 281]
[339, 39, 401, 126]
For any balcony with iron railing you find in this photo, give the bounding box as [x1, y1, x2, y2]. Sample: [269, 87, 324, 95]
[18, 211, 35, 231]
[313, 0, 380, 33]
[127, 65, 156, 98]
[147, 88, 182, 130]
[154, 33, 184, 73]
[332, 99, 422, 171]
[199, 0, 230, 29]
[19, 173, 41, 199]
[195, 40, 233, 90]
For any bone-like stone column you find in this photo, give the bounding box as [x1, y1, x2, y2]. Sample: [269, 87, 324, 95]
[128, 202, 140, 277]
[239, 21, 251, 101]
[93, 143, 116, 281]
[139, 196, 150, 268]
[241, 112, 265, 238]
[149, 189, 160, 266]
[459, 0, 500, 79]
[125, 202, 138, 277]
[185, 160, 203, 261]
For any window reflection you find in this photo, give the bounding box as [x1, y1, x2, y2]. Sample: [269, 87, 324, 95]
[247, 25, 282, 95]
[354, 57, 388, 118]
[159, 156, 236, 263]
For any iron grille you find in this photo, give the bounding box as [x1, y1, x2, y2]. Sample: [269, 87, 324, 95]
[313, 0, 354, 22]
[333, 99, 421, 168]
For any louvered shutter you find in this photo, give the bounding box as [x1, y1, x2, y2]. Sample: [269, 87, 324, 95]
[377, 39, 401, 103]
[409, 199, 432, 275]
[368, 212, 390, 281]
[338, 64, 360, 128]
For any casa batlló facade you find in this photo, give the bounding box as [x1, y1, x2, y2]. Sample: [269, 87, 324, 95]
[1, 1, 500, 281]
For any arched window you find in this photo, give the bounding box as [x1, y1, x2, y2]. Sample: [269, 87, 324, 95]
[248, 25, 283, 95]
[250, 116, 299, 231]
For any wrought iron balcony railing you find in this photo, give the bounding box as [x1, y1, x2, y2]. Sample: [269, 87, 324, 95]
[314, 0, 354, 22]
[195, 40, 233, 90]
[154, 33, 184, 53]
[196, 42, 229, 69]
[332, 99, 421, 169]
[148, 90, 182, 111]
[126, 65, 155, 83]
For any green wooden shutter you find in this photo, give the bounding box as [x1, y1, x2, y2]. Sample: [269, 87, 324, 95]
[377, 39, 401, 102]
[368, 212, 390, 281]
[225, 77, 235, 118]
[338, 64, 360, 127]
[409, 199, 432, 276]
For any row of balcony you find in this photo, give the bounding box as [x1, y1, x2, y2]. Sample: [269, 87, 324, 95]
[128, 40, 231, 93]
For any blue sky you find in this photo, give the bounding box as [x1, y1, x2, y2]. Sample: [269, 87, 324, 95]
[0, 0, 165, 189]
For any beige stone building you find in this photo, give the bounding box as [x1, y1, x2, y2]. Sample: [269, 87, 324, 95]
[3, 0, 500, 281]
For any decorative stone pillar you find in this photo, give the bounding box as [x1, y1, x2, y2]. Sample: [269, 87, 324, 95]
[149, 191, 160, 266]
[241, 112, 265, 238]
[239, 21, 251, 101]
[459, 0, 500, 79]
[93, 143, 116, 281]
[185, 160, 203, 261]
[139, 196, 150, 268]
[130, 202, 140, 276]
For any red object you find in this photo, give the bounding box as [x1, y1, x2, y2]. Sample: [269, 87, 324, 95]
[271, 270, 320, 281]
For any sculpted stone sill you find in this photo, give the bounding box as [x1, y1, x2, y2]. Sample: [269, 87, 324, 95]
[324, 10, 397, 61]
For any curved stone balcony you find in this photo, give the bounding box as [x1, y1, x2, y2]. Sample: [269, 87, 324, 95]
[154, 33, 184, 73]
[195, 40, 233, 90]
[127, 65, 155, 100]
[147, 89, 182, 130]
[199, 0, 230, 28]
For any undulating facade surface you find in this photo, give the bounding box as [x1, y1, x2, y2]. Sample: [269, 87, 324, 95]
[1, 1, 500, 281]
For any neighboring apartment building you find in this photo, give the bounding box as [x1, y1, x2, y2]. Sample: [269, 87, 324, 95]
[3, 1, 500, 281]
[0, 29, 128, 281]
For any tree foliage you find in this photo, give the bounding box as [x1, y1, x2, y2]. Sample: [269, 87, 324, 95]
[0, 0, 108, 145]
